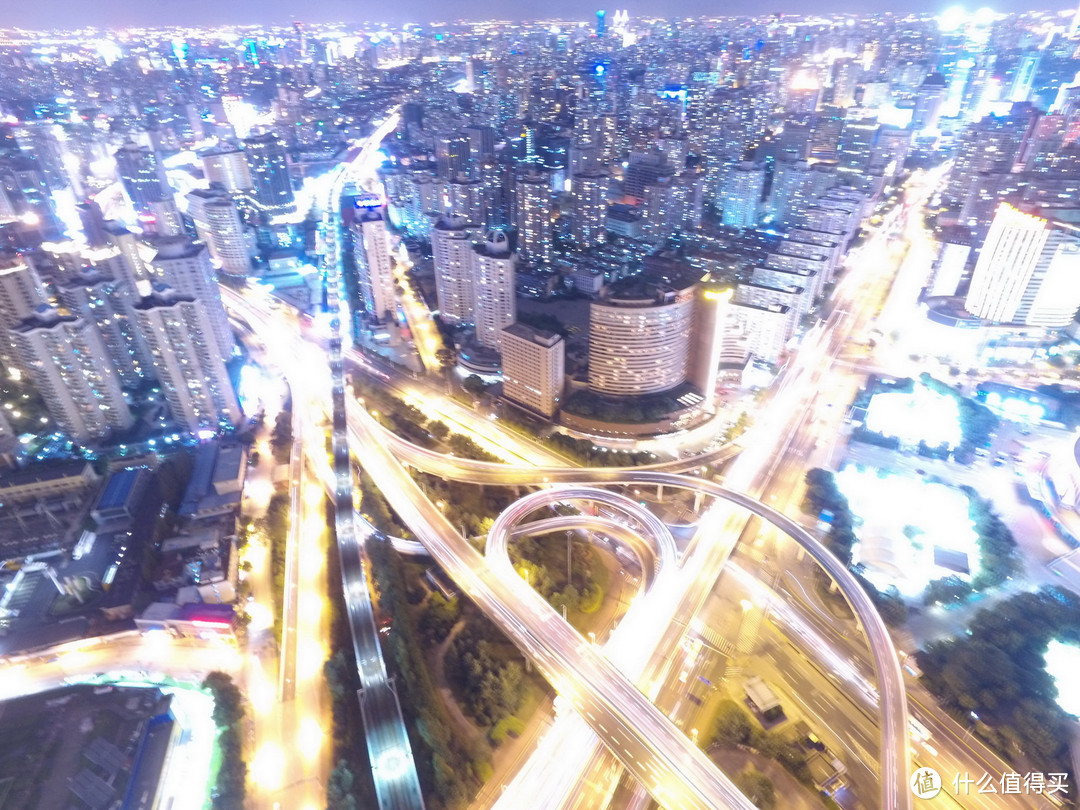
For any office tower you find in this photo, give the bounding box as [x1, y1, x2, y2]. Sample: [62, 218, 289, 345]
[432, 216, 475, 324]
[148, 237, 235, 358]
[147, 198, 185, 237]
[133, 285, 242, 433]
[114, 142, 172, 215]
[624, 156, 671, 204]
[944, 108, 1038, 208]
[830, 58, 860, 108]
[719, 162, 765, 229]
[436, 132, 471, 180]
[199, 144, 254, 192]
[0, 156, 64, 240]
[596, 9, 607, 37]
[727, 299, 797, 364]
[501, 322, 565, 418]
[587, 267, 697, 396]
[77, 201, 110, 248]
[353, 202, 396, 323]
[837, 115, 879, 179]
[0, 254, 49, 373]
[572, 171, 610, 248]
[927, 228, 973, 298]
[688, 287, 730, 411]
[186, 189, 252, 277]
[472, 229, 517, 351]
[912, 73, 948, 131]
[57, 268, 149, 387]
[11, 305, 133, 443]
[596, 114, 620, 166]
[515, 170, 553, 266]
[1008, 54, 1041, 103]
[243, 133, 295, 210]
[966, 203, 1080, 328]
[463, 125, 496, 163]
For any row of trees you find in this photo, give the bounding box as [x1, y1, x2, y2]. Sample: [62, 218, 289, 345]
[801, 469, 908, 626]
[202, 672, 247, 810]
[366, 528, 484, 808]
[269, 406, 293, 464]
[260, 492, 290, 644]
[917, 588, 1080, 781]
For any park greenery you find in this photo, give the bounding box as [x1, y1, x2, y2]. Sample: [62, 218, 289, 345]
[510, 530, 607, 620]
[257, 492, 290, 644]
[917, 588, 1080, 782]
[443, 615, 527, 727]
[202, 672, 247, 810]
[709, 699, 813, 801]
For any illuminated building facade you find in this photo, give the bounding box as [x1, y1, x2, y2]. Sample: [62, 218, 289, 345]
[501, 322, 565, 418]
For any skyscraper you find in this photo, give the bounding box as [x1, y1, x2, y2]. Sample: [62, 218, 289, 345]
[966, 203, 1080, 328]
[11, 305, 133, 442]
[199, 144, 254, 193]
[719, 162, 765, 229]
[572, 170, 610, 248]
[596, 9, 607, 37]
[57, 267, 150, 387]
[186, 189, 252, 277]
[432, 216, 475, 324]
[114, 142, 172, 216]
[472, 229, 517, 351]
[515, 170, 553, 266]
[0, 254, 49, 373]
[133, 285, 242, 433]
[352, 202, 396, 323]
[148, 237, 235, 358]
[243, 133, 295, 211]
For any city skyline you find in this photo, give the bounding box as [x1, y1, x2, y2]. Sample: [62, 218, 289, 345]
[2, 2, 1071, 30]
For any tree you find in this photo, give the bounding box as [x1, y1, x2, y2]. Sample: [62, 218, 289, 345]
[327, 761, 358, 810]
[435, 347, 457, 370]
[428, 420, 450, 441]
[733, 767, 776, 810]
[462, 374, 488, 397]
[713, 700, 752, 745]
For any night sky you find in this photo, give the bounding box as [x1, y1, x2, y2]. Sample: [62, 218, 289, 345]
[4, 0, 1062, 31]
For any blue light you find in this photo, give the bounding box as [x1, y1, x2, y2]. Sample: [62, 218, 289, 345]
[595, 64, 605, 76]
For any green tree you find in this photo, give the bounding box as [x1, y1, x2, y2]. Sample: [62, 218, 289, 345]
[733, 767, 776, 810]
[713, 700, 752, 745]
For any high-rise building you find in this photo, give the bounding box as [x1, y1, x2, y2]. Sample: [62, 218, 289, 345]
[501, 322, 565, 418]
[912, 73, 948, 132]
[596, 9, 607, 37]
[719, 161, 765, 229]
[186, 189, 252, 277]
[199, 144, 254, 192]
[11, 305, 133, 442]
[927, 228, 973, 297]
[114, 142, 172, 216]
[515, 170, 553, 265]
[57, 267, 150, 387]
[0, 254, 49, 373]
[446, 177, 487, 225]
[243, 133, 295, 211]
[588, 267, 697, 396]
[352, 203, 396, 323]
[148, 237, 235, 358]
[133, 285, 242, 433]
[436, 132, 471, 180]
[432, 216, 475, 324]
[572, 171, 610, 248]
[472, 229, 517, 351]
[966, 203, 1080, 328]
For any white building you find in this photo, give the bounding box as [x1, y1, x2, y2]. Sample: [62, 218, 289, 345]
[0, 254, 48, 372]
[199, 145, 253, 193]
[186, 189, 252, 277]
[148, 237, 235, 358]
[432, 216, 475, 324]
[352, 204, 397, 323]
[501, 322, 565, 418]
[927, 229, 973, 297]
[12, 305, 133, 442]
[133, 285, 242, 433]
[719, 161, 765, 229]
[588, 271, 697, 396]
[472, 229, 517, 351]
[966, 203, 1080, 328]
